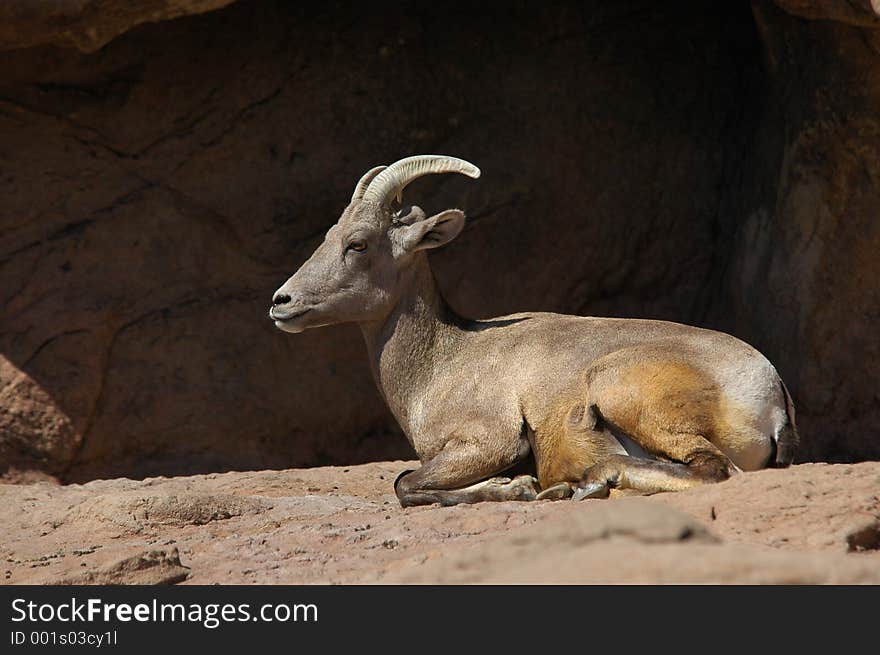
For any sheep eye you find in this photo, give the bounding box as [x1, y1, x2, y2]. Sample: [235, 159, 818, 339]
[348, 240, 367, 252]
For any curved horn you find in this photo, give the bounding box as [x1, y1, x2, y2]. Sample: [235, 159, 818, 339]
[361, 155, 480, 205]
[350, 165, 387, 203]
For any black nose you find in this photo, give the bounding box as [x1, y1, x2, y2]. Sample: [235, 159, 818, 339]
[272, 293, 291, 306]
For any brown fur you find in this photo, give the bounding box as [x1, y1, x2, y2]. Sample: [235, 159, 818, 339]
[587, 352, 753, 458]
[532, 396, 621, 489]
[532, 350, 755, 492]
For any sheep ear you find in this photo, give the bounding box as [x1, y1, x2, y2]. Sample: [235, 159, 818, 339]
[397, 209, 465, 252]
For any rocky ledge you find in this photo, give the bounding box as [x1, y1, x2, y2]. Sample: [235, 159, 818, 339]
[1, 461, 878, 584]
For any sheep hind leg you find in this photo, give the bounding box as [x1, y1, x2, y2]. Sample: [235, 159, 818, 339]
[571, 449, 733, 501]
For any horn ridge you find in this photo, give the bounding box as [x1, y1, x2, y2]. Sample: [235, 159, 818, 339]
[361, 155, 480, 204]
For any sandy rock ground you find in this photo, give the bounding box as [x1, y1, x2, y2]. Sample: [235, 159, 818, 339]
[1, 461, 878, 585]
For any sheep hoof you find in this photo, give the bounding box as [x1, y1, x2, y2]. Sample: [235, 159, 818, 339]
[505, 475, 539, 501]
[572, 481, 609, 501]
[536, 482, 574, 501]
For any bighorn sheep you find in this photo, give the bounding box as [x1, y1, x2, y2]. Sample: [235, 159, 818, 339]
[270, 155, 798, 506]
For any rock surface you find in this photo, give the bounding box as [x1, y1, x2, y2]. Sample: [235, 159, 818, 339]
[773, 0, 880, 26]
[0, 1, 236, 52]
[726, 1, 880, 464]
[1, 0, 879, 480]
[2, 461, 878, 585]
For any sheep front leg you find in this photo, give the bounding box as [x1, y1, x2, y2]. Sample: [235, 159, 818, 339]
[394, 439, 537, 507]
